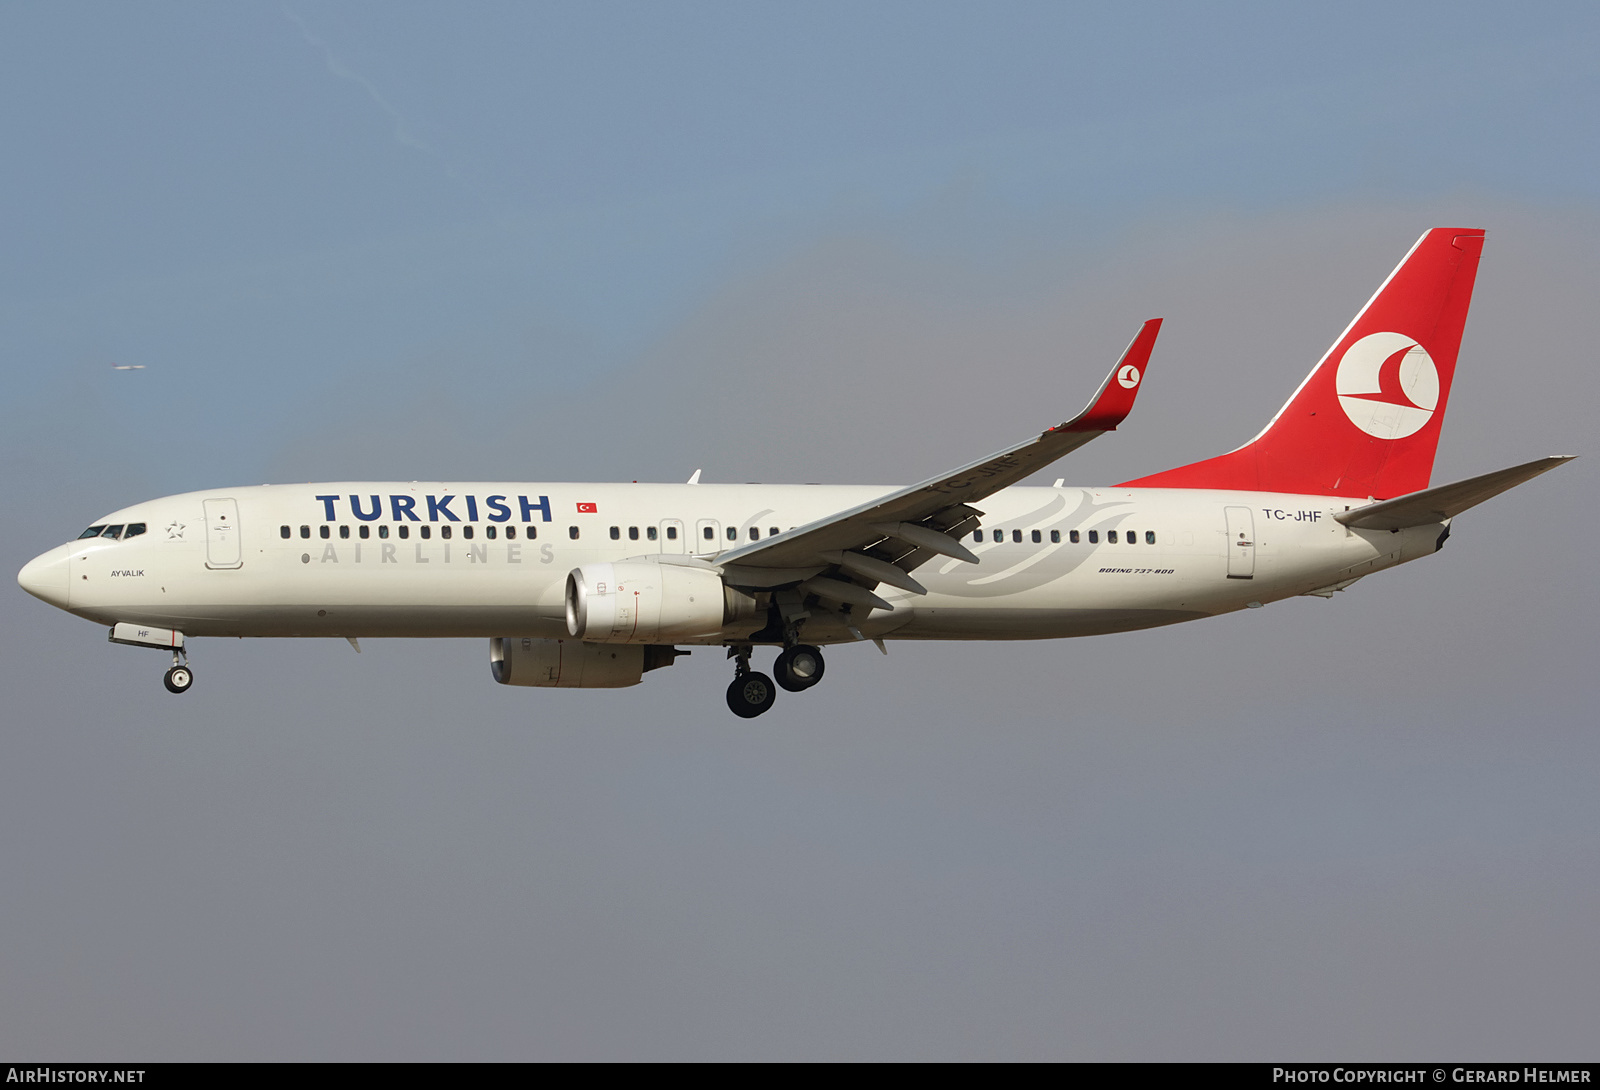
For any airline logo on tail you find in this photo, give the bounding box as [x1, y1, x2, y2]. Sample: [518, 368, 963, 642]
[1116, 364, 1142, 389]
[1334, 332, 1439, 440]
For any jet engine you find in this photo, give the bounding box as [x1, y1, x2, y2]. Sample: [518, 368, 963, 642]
[566, 561, 753, 643]
[489, 637, 653, 688]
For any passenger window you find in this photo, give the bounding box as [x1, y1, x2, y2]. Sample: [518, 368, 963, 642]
[628, 527, 639, 541]
[505, 526, 515, 540]
[1088, 530, 1099, 544]
[993, 529, 1003, 543]
[1146, 531, 1156, 545]
[486, 525, 497, 540]
[280, 526, 290, 539]
[378, 525, 389, 539]
[1108, 530, 1118, 543]
[769, 527, 779, 538]
[568, 526, 578, 540]
[703, 526, 714, 540]
[526, 526, 536, 539]
[359, 525, 370, 539]
[647, 526, 658, 541]
[667, 526, 678, 540]
[463, 526, 473, 540]
[1069, 530, 1079, 543]
[1031, 530, 1042, 543]
[1012, 529, 1022, 543]
[79, 526, 106, 539]
[727, 527, 737, 541]
[749, 527, 759, 541]
[442, 526, 453, 540]
[1050, 530, 1060, 543]
[319, 525, 330, 540]
[398, 525, 409, 540]
[340, 525, 350, 539]
[610, 526, 620, 540]
[300, 526, 311, 539]
[125, 523, 146, 538]
[973, 530, 983, 543]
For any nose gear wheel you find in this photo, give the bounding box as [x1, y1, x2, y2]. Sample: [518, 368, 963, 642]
[164, 665, 193, 694]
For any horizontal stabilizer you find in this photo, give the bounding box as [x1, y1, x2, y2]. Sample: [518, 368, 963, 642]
[1335, 455, 1575, 530]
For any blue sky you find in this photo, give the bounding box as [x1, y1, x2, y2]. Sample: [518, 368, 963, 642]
[2, 2, 1597, 1059]
[6, 3, 1598, 495]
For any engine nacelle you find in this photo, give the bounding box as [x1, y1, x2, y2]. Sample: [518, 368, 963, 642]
[565, 561, 736, 642]
[489, 637, 645, 688]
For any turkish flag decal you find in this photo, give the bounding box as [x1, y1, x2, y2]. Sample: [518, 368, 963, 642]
[576, 502, 598, 513]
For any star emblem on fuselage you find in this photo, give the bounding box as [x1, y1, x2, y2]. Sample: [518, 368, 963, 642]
[166, 522, 185, 540]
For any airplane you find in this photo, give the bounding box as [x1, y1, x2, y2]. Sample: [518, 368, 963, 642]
[16, 228, 1574, 718]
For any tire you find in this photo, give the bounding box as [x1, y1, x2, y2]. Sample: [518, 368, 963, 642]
[774, 644, 825, 692]
[726, 671, 777, 718]
[163, 665, 193, 694]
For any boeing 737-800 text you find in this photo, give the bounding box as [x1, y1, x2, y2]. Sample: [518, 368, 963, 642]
[17, 229, 1572, 716]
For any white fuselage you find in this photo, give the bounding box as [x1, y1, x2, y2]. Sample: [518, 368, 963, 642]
[21, 481, 1443, 644]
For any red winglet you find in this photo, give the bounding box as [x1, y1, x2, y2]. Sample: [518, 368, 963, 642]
[1062, 318, 1162, 432]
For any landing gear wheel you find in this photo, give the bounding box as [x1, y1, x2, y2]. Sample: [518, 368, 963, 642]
[163, 665, 193, 694]
[727, 671, 777, 718]
[774, 644, 825, 692]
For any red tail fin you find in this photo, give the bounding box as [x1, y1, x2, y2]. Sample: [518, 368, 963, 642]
[1120, 228, 1485, 499]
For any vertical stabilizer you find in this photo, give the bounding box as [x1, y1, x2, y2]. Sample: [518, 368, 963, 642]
[1120, 229, 1485, 498]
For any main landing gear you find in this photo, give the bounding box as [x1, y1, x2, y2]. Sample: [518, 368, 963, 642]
[774, 644, 825, 692]
[163, 651, 193, 694]
[725, 643, 826, 718]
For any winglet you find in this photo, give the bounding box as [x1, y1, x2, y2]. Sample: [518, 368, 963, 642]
[1061, 318, 1161, 433]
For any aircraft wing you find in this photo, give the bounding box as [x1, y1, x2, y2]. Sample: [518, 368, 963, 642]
[714, 319, 1162, 601]
[1334, 455, 1575, 530]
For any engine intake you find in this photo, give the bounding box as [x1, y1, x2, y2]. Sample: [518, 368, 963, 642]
[565, 561, 736, 642]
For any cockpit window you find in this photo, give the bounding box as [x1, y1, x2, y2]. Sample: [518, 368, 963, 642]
[79, 526, 106, 539]
[124, 523, 146, 539]
[101, 525, 125, 540]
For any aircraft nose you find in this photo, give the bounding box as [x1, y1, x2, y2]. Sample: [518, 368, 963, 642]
[18, 547, 70, 608]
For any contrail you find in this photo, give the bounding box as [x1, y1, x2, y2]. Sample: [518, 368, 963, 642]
[282, 6, 456, 165]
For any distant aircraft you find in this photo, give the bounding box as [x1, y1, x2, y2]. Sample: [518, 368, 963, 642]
[110, 364, 145, 370]
[19, 229, 1572, 716]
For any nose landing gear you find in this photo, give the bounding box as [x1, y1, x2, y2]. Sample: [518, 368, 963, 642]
[164, 665, 193, 694]
[163, 651, 193, 694]
[107, 624, 193, 694]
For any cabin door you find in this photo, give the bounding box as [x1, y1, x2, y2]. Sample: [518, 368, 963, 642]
[203, 498, 243, 570]
[1224, 506, 1254, 579]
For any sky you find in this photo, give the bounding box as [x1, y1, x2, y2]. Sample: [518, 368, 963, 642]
[2, 1, 1597, 1060]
